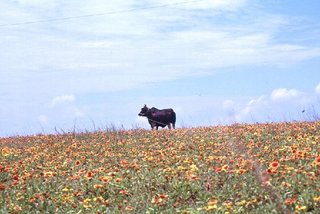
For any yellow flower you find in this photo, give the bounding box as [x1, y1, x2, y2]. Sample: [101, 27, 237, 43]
[206, 204, 217, 210]
[190, 164, 198, 172]
[236, 200, 246, 206]
[313, 196, 320, 202]
[295, 205, 307, 211]
[82, 198, 92, 208]
[62, 187, 70, 192]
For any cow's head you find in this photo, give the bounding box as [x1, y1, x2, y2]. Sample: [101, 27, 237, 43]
[138, 104, 149, 116]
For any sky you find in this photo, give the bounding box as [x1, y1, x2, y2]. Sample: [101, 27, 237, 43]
[1, 0, 320, 136]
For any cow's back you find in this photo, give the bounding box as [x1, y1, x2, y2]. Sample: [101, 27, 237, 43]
[149, 107, 176, 124]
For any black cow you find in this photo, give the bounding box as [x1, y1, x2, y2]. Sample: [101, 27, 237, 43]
[138, 104, 176, 130]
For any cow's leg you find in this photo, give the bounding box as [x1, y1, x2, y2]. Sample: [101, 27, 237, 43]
[151, 123, 155, 130]
[168, 124, 171, 129]
[172, 123, 175, 129]
[155, 126, 159, 130]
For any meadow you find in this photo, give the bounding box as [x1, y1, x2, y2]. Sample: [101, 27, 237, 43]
[0, 122, 319, 213]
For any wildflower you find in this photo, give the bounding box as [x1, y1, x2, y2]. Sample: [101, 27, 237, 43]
[43, 171, 55, 177]
[151, 194, 168, 205]
[208, 198, 218, 206]
[214, 167, 222, 173]
[295, 205, 307, 211]
[120, 159, 129, 168]
[82, 198, 92, 208]
[236, 168, 246, 174]
[99, 176, 111, 183]
[223, 201, 233, 208]
[93, 196, 104, 202]
[313, 196, 320, 202]
[12, 174, 19, 181]
[314, 156, 320, 166]
[75, 160, 81, 166]
[205, 204, 217, 210]
[119, 189, 129, 196]
[62, 187, 71, 192]
[284, 197, 297, 205]
[12, 204, 22, 212]
[158, 194, 169, 199]
[115, 177, 123, 183]
[269, 161, 280, 169]
[0, 182, 6, 191]
[189, 164, 198, 172]
[93, 184, 103, 189]
[281, 182, 292, 187]
[125, 205, 134, 211]
[236, 200, 246, 206]
[222, 165, 229, 172]
[84, 171, 94, 180]
[186, 173, 198, 181]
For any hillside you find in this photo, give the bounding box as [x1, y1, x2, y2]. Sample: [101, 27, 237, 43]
[1, 122, 320, 213]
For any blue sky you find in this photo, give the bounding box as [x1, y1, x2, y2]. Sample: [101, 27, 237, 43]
[1, 0, 320, 136]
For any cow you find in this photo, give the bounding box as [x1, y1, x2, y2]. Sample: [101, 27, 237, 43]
[138, 104, 176, 130]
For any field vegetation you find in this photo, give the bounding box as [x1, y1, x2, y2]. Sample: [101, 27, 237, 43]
[1, 122, 320, 213]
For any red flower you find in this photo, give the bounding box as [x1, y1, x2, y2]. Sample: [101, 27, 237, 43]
[269, 161, 280, 169]
[315, 156, 320, 165]
[214, 167, 221, 173]
[0, 182, 6, 191]
[12, 174, 19, 181]
[84, 171, 94, 180]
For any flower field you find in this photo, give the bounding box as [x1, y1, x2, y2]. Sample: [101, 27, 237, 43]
[1, 122, 320, 213]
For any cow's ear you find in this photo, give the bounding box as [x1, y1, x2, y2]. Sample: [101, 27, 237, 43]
[144, 104, 147, 108]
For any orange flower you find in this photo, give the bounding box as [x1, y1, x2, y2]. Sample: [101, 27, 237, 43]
[125, 205, 134, 211]
[223, 201, 233, 208]
[75, 160, 81, 166]
[287, 136, 293, 142]
[281, 182, 292, 187]
[315, 156, 320, 166]
[99, 176, 111, 183]
[214, 167, 221, 173]
[236, 168, 246, 174]
[269, 161, 280, 169]
[284, 197, 297, 205]
[151, 194, 168, 205]
[120, 159, 128, 168]
[84, 171, 94, 180]
[43, 171, 55, 178]
[0, 182, 6, 191]
[93, 184, 103, 189]
[12, 174, 19, 181]
[222, 165, 229, 172]
[119, 189, 129, 196]
[158, 194, 169, 199]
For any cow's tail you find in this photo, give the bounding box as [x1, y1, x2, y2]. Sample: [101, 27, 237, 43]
[172, 110, 176, 129]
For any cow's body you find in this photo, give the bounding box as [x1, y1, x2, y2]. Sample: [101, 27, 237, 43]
[138, 105, 176, 130]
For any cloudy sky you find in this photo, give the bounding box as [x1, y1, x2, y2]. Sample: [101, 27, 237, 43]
[1, 0, 320, 136]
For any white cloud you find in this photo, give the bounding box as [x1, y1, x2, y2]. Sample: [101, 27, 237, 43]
[270, 88, 301, 102]
[232, 87, 311, 123]
[50, 94, 75, 107]
[1, 0, 320, 97]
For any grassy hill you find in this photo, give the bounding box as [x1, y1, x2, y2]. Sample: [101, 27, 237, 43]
[1, 122, 319, 213]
